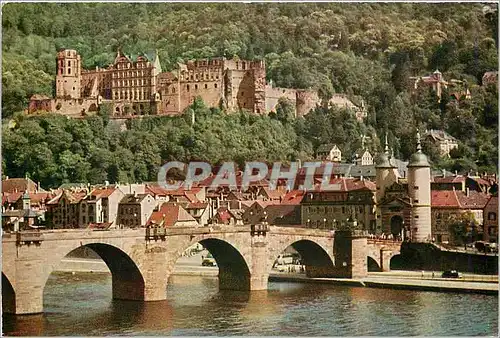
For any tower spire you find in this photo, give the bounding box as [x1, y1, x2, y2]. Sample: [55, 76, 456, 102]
[416, 131, 422, 153]
[384, 134, 389, 155]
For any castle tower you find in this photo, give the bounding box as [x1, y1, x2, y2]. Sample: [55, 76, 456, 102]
[375, 134, 398, 232]
[407, 132, 432, 242]
[56, 49, 81, 99]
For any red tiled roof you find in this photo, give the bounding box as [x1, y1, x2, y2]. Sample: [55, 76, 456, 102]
[3, 192, 23, 204]
[456, 191, 489, 209]
[2, 178, 39, 193]
[431, 189, 490, 209]
[431, 190, 461, 208]
[259, 187, 286, 200]
[90, 187, 116, 198]
[485, 195, 499, 209]
[185, 202, 208, 209]
[281, 190, 305, 205]
[216, 208, 232, 223]
[147, 203, 196, 227]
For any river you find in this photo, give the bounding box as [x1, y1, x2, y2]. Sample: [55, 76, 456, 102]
[2, 272, 498, 336]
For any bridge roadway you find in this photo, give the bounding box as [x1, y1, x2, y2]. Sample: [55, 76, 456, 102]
[2, 225, 400, 315]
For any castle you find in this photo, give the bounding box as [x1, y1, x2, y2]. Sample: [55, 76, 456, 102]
[28, 49, 366, 119]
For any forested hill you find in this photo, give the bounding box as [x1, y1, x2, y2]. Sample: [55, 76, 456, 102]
[1, 3, 498, 188]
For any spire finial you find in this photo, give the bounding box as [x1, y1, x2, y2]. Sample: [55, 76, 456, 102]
[416, 131, 422, 153]
[384, 134, 389, 155]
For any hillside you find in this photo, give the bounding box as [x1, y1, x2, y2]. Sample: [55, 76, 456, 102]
[1, 3, 498, 187]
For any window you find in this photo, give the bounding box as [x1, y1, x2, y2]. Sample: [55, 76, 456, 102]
[187, 85, 190, 92]
[68, 68, 71, 74]
[205, 84, 208, 89]
[172, 87, 176, 93]
[195, 84, 198, 90]
[488, 212, 497, 221]
[414, 215, 419, 219]
[214, 83, 218, 88]
[414, 199, 419, 203]
[413, 186, 419, 190]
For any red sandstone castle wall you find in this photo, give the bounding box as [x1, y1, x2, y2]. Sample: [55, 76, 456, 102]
[265, 86, 297, 114]
[296, 90, 320, 117]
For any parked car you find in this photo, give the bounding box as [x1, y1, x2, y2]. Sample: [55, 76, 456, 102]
[202, 253, 216, 267]
[442, 270, 461, 278]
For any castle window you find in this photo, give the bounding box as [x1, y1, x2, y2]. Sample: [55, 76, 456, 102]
[215, 83, 218, 88]
[172, 87, 176, 94]
[413, 186, 419, 190]
[187, 85, 190, 91]
[68, 60, 71, 67]
[68, 68, 71, 74]
[195, 84, 198, 90]
[205, 84, 208, 89]
[488, 212, 497, 221]
[242, 62, 246, 70]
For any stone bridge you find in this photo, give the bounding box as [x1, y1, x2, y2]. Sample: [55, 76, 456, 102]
[2, 225, 400, 314]
[366, 238, 402, 272]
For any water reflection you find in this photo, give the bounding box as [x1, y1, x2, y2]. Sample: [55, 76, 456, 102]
[2, 314, 46, 336]
[2, 272, 498, 336]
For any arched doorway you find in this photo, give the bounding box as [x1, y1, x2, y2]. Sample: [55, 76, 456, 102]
[390, 215, 404, 237]
[2, 273, 16, 314]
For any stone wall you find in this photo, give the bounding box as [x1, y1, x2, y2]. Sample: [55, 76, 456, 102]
[29, 98, 100, 118]
[265, 86, 297, 114]
[296, 89, 320, 117]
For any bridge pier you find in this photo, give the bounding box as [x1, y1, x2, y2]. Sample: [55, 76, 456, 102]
[380, 248, 393, 272]
[334, 230, 368, 279]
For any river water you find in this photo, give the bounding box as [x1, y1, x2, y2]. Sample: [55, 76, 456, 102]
[2, 272, 498, 336]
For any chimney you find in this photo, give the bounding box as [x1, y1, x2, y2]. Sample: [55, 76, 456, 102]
[454, 170, 458, 176]
[466, 187, 470, 197]
[360, 175, 364, 181]
[105, 180, 109, 187]
[238, 201, 242, 209]
[442, 169, 446, 177]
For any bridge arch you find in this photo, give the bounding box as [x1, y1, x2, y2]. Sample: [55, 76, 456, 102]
[268, 238, 335, 278]
[169, 235, 252, 291]
[45, 243, 146, 301]
[2, 272, 16, 314]
[367, 256, 381, 272]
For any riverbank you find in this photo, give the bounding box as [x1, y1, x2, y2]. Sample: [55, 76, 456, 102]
[269, 273, 498, 295]
[57, 257, 498, 295]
